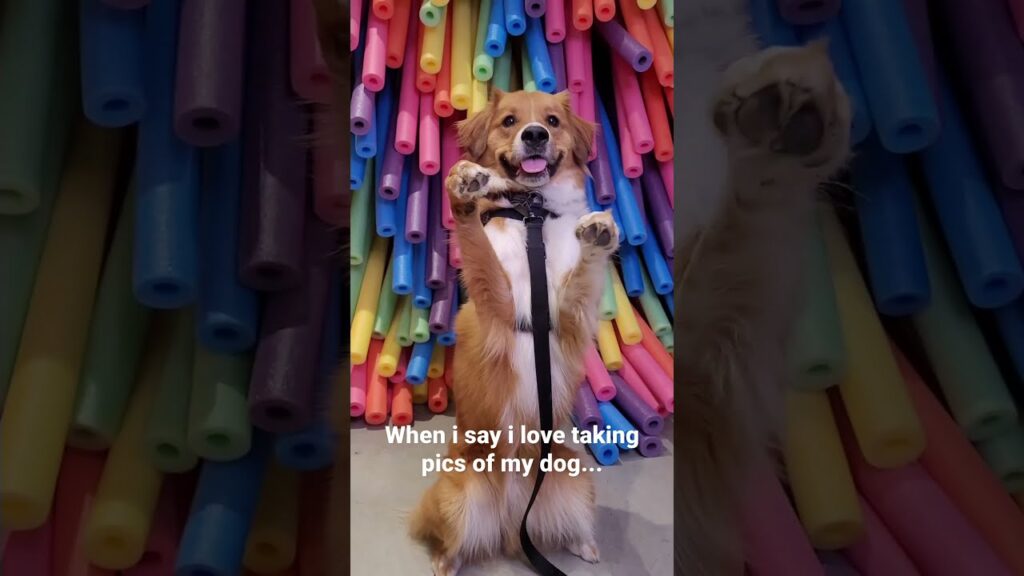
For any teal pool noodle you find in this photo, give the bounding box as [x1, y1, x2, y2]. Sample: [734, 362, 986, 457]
[919, 75, 1023, 309]
[839, 0, 939, 153]
[851, 137, 931, 316]
[976, 426, 1024, 494]
[788, 210, 845, 390]
[799, 20, 872, 144]
[913, 202, 1019, 441]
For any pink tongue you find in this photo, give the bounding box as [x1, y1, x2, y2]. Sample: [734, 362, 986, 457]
[520, 158, 548, 174]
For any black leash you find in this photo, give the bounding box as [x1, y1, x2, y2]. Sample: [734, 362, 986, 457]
[483, 193, 566, 576]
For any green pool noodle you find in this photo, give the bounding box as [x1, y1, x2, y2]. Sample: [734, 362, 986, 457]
[350, 261, 365, 321]
[397, 296, 413, 348]
[657, 0, 673, 26]
[372, 262, 397, 339]
[521, 42, 536, 92]
[472, 0, 494, 81]
[411, 305, 431, 343]
[658, 329, 673, 354]
[638, 265, 671, 337]
[350, 159, 374, 266]
[188, 346, 252, 461]
[68, 191, 153, 450]
[600, 268, 617, 321]
[0, 27, 74, 404]
[492, 46, 512, 92]
[145, 310, 197, 473]
[788, 213, 846, 391]
[976, 426, 1024, 494]
[420, 0, 444, 27]
[0, 0, 65, 214]
[913, 201, 1018, 441]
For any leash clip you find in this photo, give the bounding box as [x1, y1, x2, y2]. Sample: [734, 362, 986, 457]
[524, 192, 546, 225]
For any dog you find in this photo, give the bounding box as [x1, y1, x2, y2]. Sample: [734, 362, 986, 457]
[408, 89, 618, 576]
[677, 2, 853, 573]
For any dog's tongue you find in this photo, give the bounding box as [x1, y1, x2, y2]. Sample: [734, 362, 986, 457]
[520, 157, 548, 174]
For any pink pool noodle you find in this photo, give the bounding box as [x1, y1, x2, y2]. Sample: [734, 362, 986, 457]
[658, 160, 673, 208]
[565, 25, 587, 93]
[613, 56, 654, 154]
[54, 449, 111, 576]
[351, 362, 367, 417]
[391, 348, 410, 383]
[3, 517, 53, 575]
[449, 234, 463, 268]
[741, 462, 824, 576]
[613, 83, 643, 178]
[620, 342, 673, 413]
[352, 0, 364, 51]
[395, 9, 421, 154]
[362, 11, 389, 91]
[290, 0, 332, 104]
[546, 0, 567, 42]
[441, 119, 459, 229]
[314, 114, 343, 227]
[123, 486, 178, 575]
[584, 345, 616, 401]
[835, 400, 1012, 576]
[844, 496, 920, 576]
[419, 93, 441, 175]
[617, 356, 660, 412]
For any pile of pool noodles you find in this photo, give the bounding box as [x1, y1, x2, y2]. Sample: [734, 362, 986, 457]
[348, 0, 677, 468]
[738, 0, 1024, 574]
[0, 0, 341, 574]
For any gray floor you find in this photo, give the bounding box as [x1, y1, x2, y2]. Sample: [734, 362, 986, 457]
[351, 406, 674, 575]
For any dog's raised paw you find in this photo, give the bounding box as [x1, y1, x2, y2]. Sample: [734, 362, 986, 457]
[567, 539, 601, 564]
[431, 552, 462, 576]
[446, 160, 491, 200]
[575, 211, 619, 253]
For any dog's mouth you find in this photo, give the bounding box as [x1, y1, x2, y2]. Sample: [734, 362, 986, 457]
[500, 152, 564, 186]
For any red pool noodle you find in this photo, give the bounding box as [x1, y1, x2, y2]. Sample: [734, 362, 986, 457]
[612, 55, 655, 154]
[664, 85, 673, 117]
[123, 485, 177, 575]
[3, 516, 53, 575]
[54, 449, 112, 576]
[390, 347, 410, 383]
[844, 496, 920, 576]
[617, 356, 660, 412]
[395, 8, 421, 155]
[290, 0, 333, 104]
[584, 345, 616, 401]
[633, 308, 672, 377]
[641, 5, 674, 87]
[351, 361, 368, 417]
[372, 0, 395, 20]
[441, 118, 458, 228]
[385, 0, 411, 68]
[640, 70, 673, 161]
[592, 0, 615, 22]
[449, 233, 463, 268]
[428, 377, 448, 413]
[565, 24, 587, 93]
[618, 0, 653, 52]
[613, 82, 643, 177]
[620, 341, 673, 413]
[571, 0, 593, 30]
[391, 380, 414, 425]
[365, 350, 389, 425]
[419, 92, 441, 175]
[741, 462, 824, 576]
[434, 11, 454, 117]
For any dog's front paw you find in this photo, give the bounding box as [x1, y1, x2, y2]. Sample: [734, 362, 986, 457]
[575, 211, 619, 255]
[567, 539, 601, 564]
[446, 160, 491, 217]
[431, 552, 462, 576]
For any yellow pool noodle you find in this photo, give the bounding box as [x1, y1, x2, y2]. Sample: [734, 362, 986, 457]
[450, 0, 473, 109]
[84, 321, 167, 569]
[377, 300, 404, 377]
[638, 0, 657, 9]
[351, 236, 388, 365]
[244, 462, 298, 574]
[597, 321, 624, 370]
[784, 388, 864, 549]
[412, 383, 428, 404]
[428, 341, 446, 378]
[819, 205, 925, 468]
[610, 269, 642, 345]
[430, 0, 450, 6]
[420, 7, 447, 74]
[0, 122, 122, 530]
[470, 78, 489, 117]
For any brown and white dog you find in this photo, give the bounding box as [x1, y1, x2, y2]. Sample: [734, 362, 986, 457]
[409, 89, 617, 576]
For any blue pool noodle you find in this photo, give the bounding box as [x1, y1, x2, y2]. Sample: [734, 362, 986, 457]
[748, 0, 800, 46]
[198, 141, 260, 352]
[486, 0, 508, 57]
[525, 17, 555, 93]
[619, 243, 644, 297]
[80, 0, 146, 127]
[504, 0, 526, 36]
[800, 20, 872, 145]
[351, 138, 367, 189]
[919, 77, 1024, 309]
[641, 219, 674, 295]
[852, 138, 931, 315]
[375, 194, 397, 238]
[571, 415, 619, 466]
[175, 431, 270, 576]
[275, 274, 340, 470]
[392, 168, 414, 294]
[597, 97, 646, 246]
[374, 78, 394, 182]
[413, 239, 433, 309]
[585, 178, 603, 213]
[839, 0, 939, 153]
[597, 402, 637, 451]
[134, 0, 200, 309]
[406, 337, 435, 385]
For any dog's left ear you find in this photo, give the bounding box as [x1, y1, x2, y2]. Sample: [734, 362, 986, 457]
[456, 89, 503, 160]
[556, 91, 596, 166]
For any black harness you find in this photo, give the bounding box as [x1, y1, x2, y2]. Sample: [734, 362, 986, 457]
[481, 192, 567, 576]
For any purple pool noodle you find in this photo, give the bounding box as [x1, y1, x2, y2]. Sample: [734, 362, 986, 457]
[427, 177, 448, 289]
[573, 383, 603, 430]
[589, 131, 616, 204]
[636, 433, 663, 458]
[525, 0, 546, 18]
[350, 83, 375, 136]
[248, 216, 336, 433]
[937, 0, 1024, 190]
[549, 40, 566, 92]
[641, 155, 673, 255]
[239, 0, 307, 292]
[901, 0, 939, 104]
[174, 0, 247, 147]
[406, 163, 429, 243]
[429, 271, 456, 333]
[595, 19, 652, 72]
[610, 373, 663, 435]
[378, 108, 404, 199]
[774, 0, 840, 25]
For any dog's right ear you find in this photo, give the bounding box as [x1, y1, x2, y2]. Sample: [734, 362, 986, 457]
[456, 89, 503, 160]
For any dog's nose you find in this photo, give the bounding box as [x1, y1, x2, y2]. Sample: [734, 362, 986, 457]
[521, 125, 549, 146]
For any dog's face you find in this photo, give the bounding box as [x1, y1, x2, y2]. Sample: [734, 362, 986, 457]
[457, 90, 596, 189]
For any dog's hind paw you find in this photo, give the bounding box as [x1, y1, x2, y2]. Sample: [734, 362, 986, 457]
[431, 552, 462, 576]
[567, 539, 601, 564]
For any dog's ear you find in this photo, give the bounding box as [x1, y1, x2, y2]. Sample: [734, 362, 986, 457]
[456, 89, 503, 160]
[556, 91, 596, 166]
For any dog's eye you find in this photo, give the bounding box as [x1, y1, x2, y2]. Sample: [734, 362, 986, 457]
[547, 115, 560, 127]
[502, 115, 516, 127]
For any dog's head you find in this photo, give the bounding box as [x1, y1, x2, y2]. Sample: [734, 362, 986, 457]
[456, 90, 596, 189]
